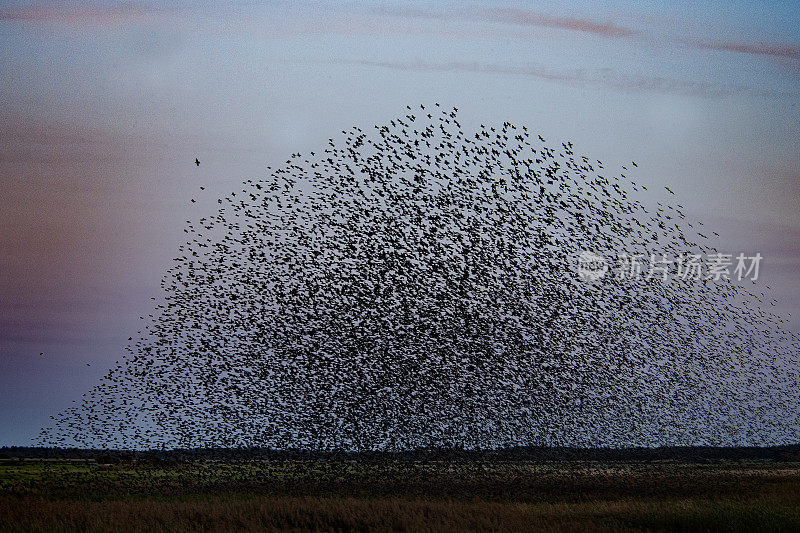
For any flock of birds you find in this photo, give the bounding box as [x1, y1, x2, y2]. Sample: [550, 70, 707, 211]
[38, 105, 800, 451]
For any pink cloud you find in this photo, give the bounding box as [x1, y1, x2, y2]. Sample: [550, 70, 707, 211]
[0, 2, 162, 27]
[688, 40, 800, 60]
[366, 5, 638, 39]
[485, 8, 638, 38]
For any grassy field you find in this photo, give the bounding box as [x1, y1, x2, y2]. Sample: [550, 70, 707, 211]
[1, 458, 800, 531]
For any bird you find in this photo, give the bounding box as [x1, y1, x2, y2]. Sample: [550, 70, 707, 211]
[195, 158, 200, 166]
[37, 104, 800, 455]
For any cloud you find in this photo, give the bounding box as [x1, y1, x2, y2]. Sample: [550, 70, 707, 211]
[484, 7, 638, 38]
[687, 40, 800, 60]
[357, 7, 800, 73]
[4, 2, 797, 71]
[0, 2, 163, 27]
[345, 59, 791, 99]
[365, 5, 638, 39]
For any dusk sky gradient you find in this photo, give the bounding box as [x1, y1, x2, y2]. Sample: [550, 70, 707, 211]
[1, 0, 799, 445]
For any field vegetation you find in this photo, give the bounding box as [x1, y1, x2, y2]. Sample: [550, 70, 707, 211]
[2, 450, 800, 531]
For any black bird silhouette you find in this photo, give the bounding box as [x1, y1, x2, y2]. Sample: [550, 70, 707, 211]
[38, 104, 800, 453]
[195, 158, 200, 166]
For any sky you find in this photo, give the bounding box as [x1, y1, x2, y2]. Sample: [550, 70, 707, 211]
[1, 0, 799, 446]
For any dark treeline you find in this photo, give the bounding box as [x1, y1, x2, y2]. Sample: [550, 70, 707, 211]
[4, 445, 800, 463]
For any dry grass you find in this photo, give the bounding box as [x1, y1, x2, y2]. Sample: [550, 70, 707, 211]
[2, 461, 800, 531]
[3, 494, 800, 532]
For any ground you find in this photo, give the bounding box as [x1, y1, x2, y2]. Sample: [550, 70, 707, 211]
[1, 456, 800, 531]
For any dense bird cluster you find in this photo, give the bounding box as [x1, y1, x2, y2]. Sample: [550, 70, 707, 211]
[39, 105, 800, 450]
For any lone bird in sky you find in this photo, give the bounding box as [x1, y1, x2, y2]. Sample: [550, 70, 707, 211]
[195, 158, 200, 166]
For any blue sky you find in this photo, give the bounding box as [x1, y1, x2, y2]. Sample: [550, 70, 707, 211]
[1, 0, 799, 445]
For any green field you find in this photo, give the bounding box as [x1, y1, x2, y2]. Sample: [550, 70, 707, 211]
[2, 458, 800, 531]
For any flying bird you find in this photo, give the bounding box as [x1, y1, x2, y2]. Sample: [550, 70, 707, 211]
[38, 104, 800, 453]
